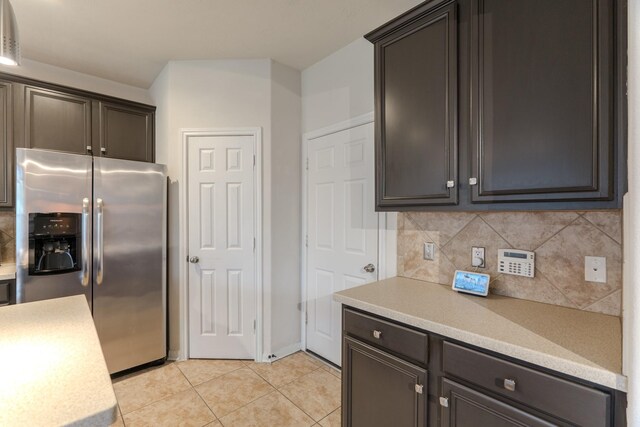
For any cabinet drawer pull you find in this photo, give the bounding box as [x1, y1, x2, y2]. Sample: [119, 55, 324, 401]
[503, 378, 516, 391]
[372, 330, 382, 339]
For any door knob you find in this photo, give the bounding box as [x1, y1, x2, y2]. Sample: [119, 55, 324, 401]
[363, 263, 375, 273]
[189, 256, 199, 264]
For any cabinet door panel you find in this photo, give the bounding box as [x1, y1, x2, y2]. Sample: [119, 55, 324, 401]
[343, 337, 427, 427]
[441, 379, 556, 427]
[24, 87, 92, 155]
[97, 102, 154, 162]
[0, 81, 12, 207]
[376, 2, 457, 207]
[470, 0, 613, 202]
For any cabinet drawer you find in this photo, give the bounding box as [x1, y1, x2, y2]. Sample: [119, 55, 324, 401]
[344, 309, 428, 365]
[443, 342, 610, 427]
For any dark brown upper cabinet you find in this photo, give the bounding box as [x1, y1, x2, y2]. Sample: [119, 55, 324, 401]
[23, 86, 92, 156]
[469, 0, 614, 203]
[372, 2, 458, 208]
[366, 0, 626, 211]
[94, 101, 154, 162]
[0, 81, 12, 207]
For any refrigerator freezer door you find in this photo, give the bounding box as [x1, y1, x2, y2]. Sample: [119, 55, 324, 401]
[16, 148, 93, 305]
[93, 157, 167, 373]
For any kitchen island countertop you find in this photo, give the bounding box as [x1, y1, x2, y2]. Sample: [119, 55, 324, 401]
[0, 295, 117, 426]
[334, 277, 626, 391]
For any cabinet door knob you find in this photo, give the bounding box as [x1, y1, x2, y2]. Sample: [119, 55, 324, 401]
[503, 378, 516, 391]
[446, 180, 455, 188]
[469, 177, 478, 185]
[101, 147, 107, 153]
[415, 384, 423, 394]
[372, 330, 382, 339]
[439, 397, 449, 407]
[86, 145, 92, 152]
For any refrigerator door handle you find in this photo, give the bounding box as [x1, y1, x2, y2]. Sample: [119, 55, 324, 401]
[81, 198, 90, 286]
[96, 198, 104, 285]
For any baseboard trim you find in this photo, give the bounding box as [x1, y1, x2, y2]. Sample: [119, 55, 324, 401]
[167, 350, 183, 361]
[262, 342, 302, 363]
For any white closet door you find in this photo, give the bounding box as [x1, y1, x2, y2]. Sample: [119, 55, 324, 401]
[306, 122, 378, 365]
[188, 133, 256, 359]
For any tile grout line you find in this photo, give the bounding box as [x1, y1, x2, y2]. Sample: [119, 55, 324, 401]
[531, 214, 582, 253]
[404, 213, 472, 280]
[275, 388, 323, 424]
[581, 289, 622, 310]
[116, 364, 192, 418]
[580, 214, 623, 246]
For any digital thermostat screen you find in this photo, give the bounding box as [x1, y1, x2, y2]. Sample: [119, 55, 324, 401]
[452, 270, 490, 296]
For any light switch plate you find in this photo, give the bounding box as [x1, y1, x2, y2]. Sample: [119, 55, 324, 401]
[424, 242, 435, 261]
[585, 256, 607, 283]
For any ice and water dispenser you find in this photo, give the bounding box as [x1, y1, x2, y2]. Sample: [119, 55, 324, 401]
[28, 213, 81, 275]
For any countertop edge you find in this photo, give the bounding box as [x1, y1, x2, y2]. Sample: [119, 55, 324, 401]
[70, 404, 118, 427]
[334, 293, 628, 392]
[0, 263, 16, 280]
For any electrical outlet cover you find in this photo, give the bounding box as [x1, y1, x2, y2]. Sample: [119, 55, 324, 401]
[585, 256, 607, 283]
[471, 247, 485, 268]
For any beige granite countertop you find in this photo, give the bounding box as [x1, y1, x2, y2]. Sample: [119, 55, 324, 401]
[0, 263, 16, 281]
[0, 296, 117, 426]
[334, 277, 626, 391]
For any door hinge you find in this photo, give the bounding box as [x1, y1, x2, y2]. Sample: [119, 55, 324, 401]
[305, 235, 308, 248]
[305, 310, 308, 325]
[253, 154, 256, 167]
[253, 319, 256, 333]
[415, 384, 424, 394]
[305, 158, 309, 171]
[253, 238, 256, 252]
[439, 397, 449, 407]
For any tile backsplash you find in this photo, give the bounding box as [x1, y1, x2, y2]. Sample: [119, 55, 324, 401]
[0, 210, 15, 264]
[397, 211, 622, 316]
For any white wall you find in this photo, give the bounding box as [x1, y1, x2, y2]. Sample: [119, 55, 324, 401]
[624, 1, 639, 422]
[150, 59, 302, 360]
[0, 58, 152, 104]
[270, 61, 302, 353]
[302, 38, 374, 133]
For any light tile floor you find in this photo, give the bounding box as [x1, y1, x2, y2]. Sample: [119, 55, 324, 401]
[110, 352, 342, 427]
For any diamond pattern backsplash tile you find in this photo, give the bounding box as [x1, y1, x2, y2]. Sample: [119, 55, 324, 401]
[0, 210, 15, 263]
[398, 211, 623, 316]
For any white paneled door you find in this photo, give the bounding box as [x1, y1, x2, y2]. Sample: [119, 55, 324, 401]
[188, 133, 256, 359]
[306, 121, 378, 365]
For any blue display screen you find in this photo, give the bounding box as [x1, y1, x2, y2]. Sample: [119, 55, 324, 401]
[453, 271, 489, 293]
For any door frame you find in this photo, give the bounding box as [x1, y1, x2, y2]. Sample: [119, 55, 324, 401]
[180, 127, 263, 362]
[300, 112, 397, 353]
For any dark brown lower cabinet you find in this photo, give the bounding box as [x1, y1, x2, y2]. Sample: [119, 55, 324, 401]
[441, 379, 555, 427]
[342, 307, 625, 427]
[343, 336, 427, 427]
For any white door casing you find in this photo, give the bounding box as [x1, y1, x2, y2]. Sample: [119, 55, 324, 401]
[187, 132, 257, 359]
[305, 120, 378, 365]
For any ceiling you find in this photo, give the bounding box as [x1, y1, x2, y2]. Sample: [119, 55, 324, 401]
[11, 0, 423, 89]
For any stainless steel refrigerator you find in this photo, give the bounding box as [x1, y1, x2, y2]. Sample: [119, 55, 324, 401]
[15, 148, 167, 374]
